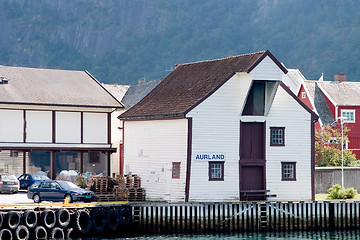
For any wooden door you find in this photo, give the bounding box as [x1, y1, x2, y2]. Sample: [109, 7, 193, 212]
[239, 122, 266, 201]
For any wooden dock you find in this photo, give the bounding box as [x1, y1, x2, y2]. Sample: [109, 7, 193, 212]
[130, 201, 360, 234]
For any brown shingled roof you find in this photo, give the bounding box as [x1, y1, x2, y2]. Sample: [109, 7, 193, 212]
[120, 50, 286, 119]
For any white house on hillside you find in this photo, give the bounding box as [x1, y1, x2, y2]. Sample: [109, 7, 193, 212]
[0, 66, 123, 179]
[120, 50, 318, 202]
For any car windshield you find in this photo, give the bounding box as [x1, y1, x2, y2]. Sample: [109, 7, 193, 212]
[1, 174, 17, 180]
[32, 174, 49, 180]
[57, 181, 79, 189]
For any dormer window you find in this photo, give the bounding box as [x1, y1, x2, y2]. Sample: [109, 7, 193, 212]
[242, 80, 279, 116]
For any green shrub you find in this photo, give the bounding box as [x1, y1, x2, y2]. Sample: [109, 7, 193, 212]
[327, 184, 358, 199]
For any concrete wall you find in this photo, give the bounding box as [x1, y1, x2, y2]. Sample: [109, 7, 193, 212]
[315, 167, 360, 193]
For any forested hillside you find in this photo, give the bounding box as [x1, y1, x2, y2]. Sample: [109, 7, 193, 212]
[0, 0, 359, 84]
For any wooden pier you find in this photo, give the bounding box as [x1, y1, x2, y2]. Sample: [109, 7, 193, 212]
[130, 201, 360, 235]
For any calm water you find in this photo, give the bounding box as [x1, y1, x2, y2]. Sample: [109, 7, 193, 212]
[73, 231, 360, 239]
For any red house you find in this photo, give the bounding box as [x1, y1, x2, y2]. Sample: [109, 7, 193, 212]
[289, 73, 360, 158]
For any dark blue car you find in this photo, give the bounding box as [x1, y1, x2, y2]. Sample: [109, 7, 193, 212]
[18, 173, 50, 190]
[27, 180, 95, 203]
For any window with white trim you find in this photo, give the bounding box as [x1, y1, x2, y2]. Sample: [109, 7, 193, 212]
[301, 92, 306, 98]
[341, 110, 355, 123]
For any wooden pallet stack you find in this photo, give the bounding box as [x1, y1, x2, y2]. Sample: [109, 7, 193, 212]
[88, 175, 145, 202]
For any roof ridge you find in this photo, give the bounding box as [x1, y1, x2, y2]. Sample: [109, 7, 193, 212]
[176, 50, 266, 67]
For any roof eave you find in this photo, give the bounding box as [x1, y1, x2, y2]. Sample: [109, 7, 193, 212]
[247, 50, 288, 74]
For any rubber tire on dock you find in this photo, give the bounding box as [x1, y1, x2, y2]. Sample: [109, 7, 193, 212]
[51, 227, 64, 239]
[91, 209, 106, 233]
[66, 228, 75, 239]
[56, 209, 70, 228]
[41, 210, 56, 229]
[0, 228, 12, 240]
[106, 209, 120, 230]
[73, 210, 91, 234]
[34, 226, 47, 240]
[22, 210, 37, 229]
[0, 212, 4, 228]
[119, 208, 132, 226]
[15, 225, 29, 240]
[5, 211, 21, 230]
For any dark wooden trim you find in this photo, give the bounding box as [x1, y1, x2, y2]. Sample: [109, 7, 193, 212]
[281, 162, 297, 181]
[185, 118, 192, 202]
[120, 120, 125, 175]
[311, 114, 316, 200]
[23, 150, 26, 174]
[108, 112, 111, 144]
[51, 151, 56, 179]
[0, 147, 117, 152]
[80, 152, 84, 173]
[0, 101, 120, 109]
[23, 110, 26, 143]
[52, 111, 56, 143]
[280, 82, 319, 120]
[208, 161, 224, 181]
[107, 151, 111, 176]
[120, 115, 185, 121]
[247, 50, 288, 74]
[80, 112, 83, 144]
[270, 127, 285, 146]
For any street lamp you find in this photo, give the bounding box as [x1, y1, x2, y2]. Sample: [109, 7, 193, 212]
[337, 116, 346, 189]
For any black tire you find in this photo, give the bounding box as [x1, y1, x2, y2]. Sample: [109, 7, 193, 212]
[65, 228, 75, 239]
[64, 194, 73, 203]
[91, 209, 106, 233]
[33, 194, 41, 203]
[106, 209, 120, 230]
[73, 210, 91, 234]
[15, 225, 29, 240]
[0, 212, 4, 228]
[51, 227, 64, 239]
[0, 228, 12, 240]
[6, 211, 21, 230]
[22, 210, 37, 229]
[40, 210, 56, 229]
[34, 226, 47, 239]
[56, 209, 70, 228]
[119, 208, 132, 226]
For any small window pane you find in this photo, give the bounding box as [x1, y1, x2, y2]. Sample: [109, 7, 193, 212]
[282, 162, 296, 181]
[271, 127, 285, 146]
[172, 162, 180, 179]
[209, 162, 224, 181]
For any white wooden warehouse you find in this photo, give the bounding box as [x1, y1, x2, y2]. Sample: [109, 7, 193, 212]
[0, 66, 122, 179]
[120, 50, 318, 202]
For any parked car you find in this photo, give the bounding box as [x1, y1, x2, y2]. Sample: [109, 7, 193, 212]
[0, 173, 19, 193]
[18, 173, 50, 190]
[27, 180, 95, 203]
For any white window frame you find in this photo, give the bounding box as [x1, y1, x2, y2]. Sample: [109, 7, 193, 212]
[341, 109, 355, 123]
[301, 92, 306, 98]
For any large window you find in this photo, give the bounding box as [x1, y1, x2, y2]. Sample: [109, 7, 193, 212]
[27, 151, 51, 177]
[83, 151, 108, 175]
[341, 110, 355, 123]
[270, 127, 285, 146]
[209, 161, 224, 181]
[281, 162, 296, 181]
[55, 151, 81, 176]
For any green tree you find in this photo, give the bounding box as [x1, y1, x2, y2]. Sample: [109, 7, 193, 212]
[315, 125, 358, 167]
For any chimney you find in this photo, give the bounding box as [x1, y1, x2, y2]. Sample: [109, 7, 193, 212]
[138, 78, 145, 84]
[334, 73, 346, 82]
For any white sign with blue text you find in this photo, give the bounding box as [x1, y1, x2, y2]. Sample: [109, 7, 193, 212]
[194, 153, 226, 161]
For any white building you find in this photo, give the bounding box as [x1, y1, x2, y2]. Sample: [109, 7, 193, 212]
[120, 50, 318, 202]
[0, 66, 122, 179]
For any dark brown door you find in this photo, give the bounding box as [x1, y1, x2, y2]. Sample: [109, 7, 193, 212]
[240, 122, 266, 201]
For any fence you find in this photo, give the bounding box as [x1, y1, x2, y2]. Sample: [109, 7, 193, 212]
[315, 167, 360, 193]
[131, 201, 360, 234]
